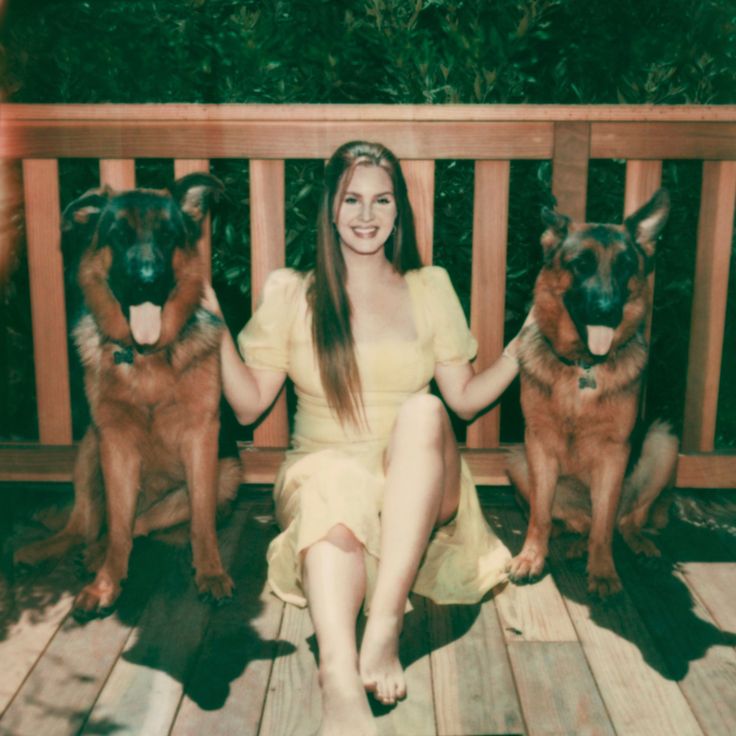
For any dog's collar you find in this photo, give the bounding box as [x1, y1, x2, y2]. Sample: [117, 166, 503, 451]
[543, 334, 638, 390]
[113, 345, 135, 364]
[554, 353, 596, 370]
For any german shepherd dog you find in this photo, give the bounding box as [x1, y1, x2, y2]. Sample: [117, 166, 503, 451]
[507, 189, 678, 598]
[14, 174, 241, 619]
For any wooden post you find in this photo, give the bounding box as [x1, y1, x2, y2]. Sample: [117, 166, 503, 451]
[682, 161, 736, 452]
[551, 122, 590, 221]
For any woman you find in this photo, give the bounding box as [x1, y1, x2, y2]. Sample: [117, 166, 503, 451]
[204, 141, 525, 736]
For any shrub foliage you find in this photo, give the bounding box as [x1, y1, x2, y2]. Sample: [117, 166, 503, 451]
[2, 0, 735, 444]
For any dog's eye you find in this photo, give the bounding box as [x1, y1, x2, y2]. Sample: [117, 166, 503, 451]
[613, 253, 638, 281]
[104, 224, 133, 248]
[569, 252, 597, 278]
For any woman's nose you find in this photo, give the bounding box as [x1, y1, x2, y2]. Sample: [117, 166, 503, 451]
[359, 201, 373, 221]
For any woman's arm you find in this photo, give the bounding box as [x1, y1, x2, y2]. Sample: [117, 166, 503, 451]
[434, 310, 533, 421]
[203, 284, 286, 426]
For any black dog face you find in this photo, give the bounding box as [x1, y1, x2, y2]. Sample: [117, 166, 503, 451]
[540, 189, 670, 359]
[559, 225, 643, 357]
[63, 173, 223, 348]
[101, 191, 181, 310]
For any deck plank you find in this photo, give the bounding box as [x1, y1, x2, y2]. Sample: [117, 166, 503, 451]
[680, 563, 736, 635]
[548, 541, 705, 735]
[427, 596, 525, 736]
[618, 542, 736, 735]
[491, 508, 578, 643]
[375, 595, 436, 736]
[0, 555, 80, 719]
[170, 505, 286, 736]
[78, 504, 250, 736]
[0, 544, 160, 736]
[258, 604, 321, 736]
[508, 641, 615, 736]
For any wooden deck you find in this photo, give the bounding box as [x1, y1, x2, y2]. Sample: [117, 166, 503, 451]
[1, 487, 735, 736]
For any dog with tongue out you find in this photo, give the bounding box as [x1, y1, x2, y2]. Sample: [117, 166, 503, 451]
[506, 189, 679, 599]
[13, 174, 242, 621]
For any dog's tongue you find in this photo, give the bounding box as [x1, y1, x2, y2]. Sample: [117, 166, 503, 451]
[129, 302, 162, 346]
[586, 325, 615, 356]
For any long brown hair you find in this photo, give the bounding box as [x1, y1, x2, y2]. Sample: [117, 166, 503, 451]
[308, 141, 422, 426]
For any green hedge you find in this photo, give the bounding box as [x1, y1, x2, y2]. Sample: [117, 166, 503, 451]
[2, 0, 735, 445]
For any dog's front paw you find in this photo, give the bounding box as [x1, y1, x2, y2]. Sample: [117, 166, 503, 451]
[587, 549, 623, 599]
[195, 570, 234, 606]
[507, 550, 547, 583]
[586, 572, 623, 599]
[73, 577, 121, 621]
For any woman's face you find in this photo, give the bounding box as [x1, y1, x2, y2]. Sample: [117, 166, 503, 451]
[334, 164, 397, 257]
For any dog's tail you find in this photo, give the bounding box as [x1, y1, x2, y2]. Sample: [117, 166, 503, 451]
[619, 420, 679, 529]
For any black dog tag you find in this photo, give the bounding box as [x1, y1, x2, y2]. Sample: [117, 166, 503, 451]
[578, 367, 597, 390]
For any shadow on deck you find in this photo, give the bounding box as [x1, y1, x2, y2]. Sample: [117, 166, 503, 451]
[1, 486, 735, 736]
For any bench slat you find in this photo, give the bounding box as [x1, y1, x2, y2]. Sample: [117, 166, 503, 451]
[591, 122, 736, 160]
[5, 120, 554, 160]
[1, 444, 735, 488]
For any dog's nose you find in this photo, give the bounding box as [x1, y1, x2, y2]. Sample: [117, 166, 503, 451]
[588, 294, 622, 326]
[128, 243, 163, 284]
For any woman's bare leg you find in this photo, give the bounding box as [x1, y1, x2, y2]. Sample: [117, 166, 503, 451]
[303, 524, 377, 736]
[360, 394, 461, 705]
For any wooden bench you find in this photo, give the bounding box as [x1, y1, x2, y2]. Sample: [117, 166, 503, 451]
[1, 104, 734, 489]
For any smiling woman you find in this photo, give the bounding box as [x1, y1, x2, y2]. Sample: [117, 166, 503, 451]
[203, 139, 530, 735]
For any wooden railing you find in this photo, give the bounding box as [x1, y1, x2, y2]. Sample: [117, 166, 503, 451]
[1, 104, 735, 488]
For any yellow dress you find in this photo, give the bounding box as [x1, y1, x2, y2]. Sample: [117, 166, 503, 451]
[238, 266, 510, 610]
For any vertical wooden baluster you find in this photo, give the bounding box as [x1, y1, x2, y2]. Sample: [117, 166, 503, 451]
[174, 159, 213, 282]
[23, 159, 71, 443]
[467, 160, 511, 449]
[401, 160, 435, 264]
[624, 160, 663, 419]
[250, 159, 288, 447]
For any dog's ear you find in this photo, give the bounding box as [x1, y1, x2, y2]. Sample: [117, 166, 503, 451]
[624, 188, 670, 260]
[61, 187, 111, 265]
[540, 207, 570, 255]
[172, 172, 224, 230]
[61, 187, 110, 234]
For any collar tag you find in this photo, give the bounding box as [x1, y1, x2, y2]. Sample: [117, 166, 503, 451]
[578, 367, 597, 390]
[113, 346, 135, 365]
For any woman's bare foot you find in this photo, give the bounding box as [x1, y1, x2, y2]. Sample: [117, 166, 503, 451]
[359, 612, 406, 705]
[319, 661, 377, 736]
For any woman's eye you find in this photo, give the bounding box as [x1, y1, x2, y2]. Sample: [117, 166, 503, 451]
[377, 196, 393, 205]
[344, 196, 358, 204]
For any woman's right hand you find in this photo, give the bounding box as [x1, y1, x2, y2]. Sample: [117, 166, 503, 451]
[201, 282, 224, 319]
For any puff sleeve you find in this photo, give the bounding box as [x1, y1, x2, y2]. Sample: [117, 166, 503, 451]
[236, 268, 304, 371]
[421, 266, 478, 365]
